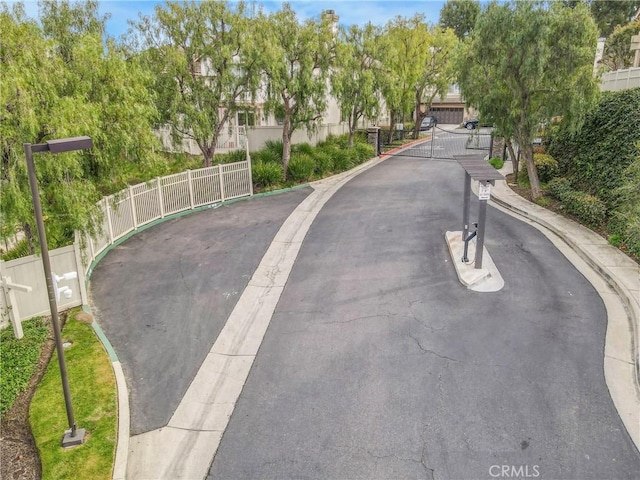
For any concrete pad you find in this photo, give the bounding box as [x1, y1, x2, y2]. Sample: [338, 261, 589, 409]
[170, 354, 254, 431]
[248, 240, 304, 288]
[127, 428, 222, 480]
[445, 231, 505, 292]
[212, 285, 284, 356]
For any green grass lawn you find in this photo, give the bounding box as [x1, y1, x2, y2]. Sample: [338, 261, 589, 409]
[30, 309, 117, 480]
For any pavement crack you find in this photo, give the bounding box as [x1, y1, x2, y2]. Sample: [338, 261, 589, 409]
[320, 314, 389, 325]
[408, 333, 460, 363]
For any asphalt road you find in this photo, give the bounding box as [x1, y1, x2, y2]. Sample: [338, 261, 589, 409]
[89, 187, 312, 434]
[208, 151, 640, 479]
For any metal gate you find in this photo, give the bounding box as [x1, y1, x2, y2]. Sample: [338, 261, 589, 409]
[386, 126, 493, 159]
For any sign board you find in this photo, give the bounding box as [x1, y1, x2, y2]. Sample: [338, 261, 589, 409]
[478, 183, 491, 200]
[395, 123, 404, 131]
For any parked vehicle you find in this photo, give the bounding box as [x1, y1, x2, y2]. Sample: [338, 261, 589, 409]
[463, 118, 479, 130]
[420, 116, 438, 131]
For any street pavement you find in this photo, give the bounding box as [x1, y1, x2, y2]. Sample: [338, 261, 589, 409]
[89, 140, 640, 480]
[89, 187, 312, 434]
[207, 152, 640, 479]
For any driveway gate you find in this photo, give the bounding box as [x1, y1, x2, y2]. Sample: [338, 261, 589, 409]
[385, 126, 493, 159]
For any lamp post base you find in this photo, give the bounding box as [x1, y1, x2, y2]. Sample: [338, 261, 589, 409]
[62, 428, 86, 448]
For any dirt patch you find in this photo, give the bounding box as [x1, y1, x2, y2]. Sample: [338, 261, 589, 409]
[0, 318, 59, 480]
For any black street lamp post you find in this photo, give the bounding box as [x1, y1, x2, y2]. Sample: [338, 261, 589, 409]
[24, 136, 93, 448]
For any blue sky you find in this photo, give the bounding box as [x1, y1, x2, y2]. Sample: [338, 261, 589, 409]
[11, 1, 448, 38]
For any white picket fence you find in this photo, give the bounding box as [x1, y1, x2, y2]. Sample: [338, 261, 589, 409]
[0, 159, 253, 335]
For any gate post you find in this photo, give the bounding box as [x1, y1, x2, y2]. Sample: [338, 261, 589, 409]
[368, 127, 380, 156]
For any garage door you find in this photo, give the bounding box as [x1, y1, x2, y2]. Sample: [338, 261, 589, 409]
[427, 107, 464, 125]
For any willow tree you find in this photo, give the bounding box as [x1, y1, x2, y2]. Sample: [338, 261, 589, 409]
[257, 5, 334, 178]
[135, 0, 260, 167]
[331, 23, 383, 148]
[439, 0, 480, 39]
[455, 0, 599, 199]
[412, 26, 458, 139]
[1, 1, 157, 251]
[379, 15, 431, 140]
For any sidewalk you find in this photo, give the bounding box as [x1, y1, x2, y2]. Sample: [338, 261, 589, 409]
[490, 161, 640, 450]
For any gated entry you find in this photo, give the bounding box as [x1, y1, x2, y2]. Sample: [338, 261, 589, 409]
[381, 125, 493, 159]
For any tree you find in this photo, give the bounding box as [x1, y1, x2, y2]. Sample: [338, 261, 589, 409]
[412, 26, 458, 139]
[331, 23, 383, 148]
[455, 0, 599, 200]
[600, 19, 640, 71]
[589, 0, 640, 37]
[439, 0, 480, 39]
[379, 15, 430, 139]
[563, 0, 640, 37]
[1, 1, 158, 252]
[256, 5, 334, 178]
[135, 0, 260, 168]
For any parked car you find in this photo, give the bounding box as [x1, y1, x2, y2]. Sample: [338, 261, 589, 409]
[420, 116, 438, 131]
[463, 118, 479, 130]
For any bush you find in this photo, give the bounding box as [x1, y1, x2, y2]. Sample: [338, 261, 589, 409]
[264, 139, 284, 158]
[533, 153, 558, 183]
[548, 87, 640, 204]
[562, 191, 607, 227]
[252, 161, 283, 188]
[519, 153, 558, 183]
[214, 149, 246, 164]
[287, 153, 315, 182]
[252, 149, 281, 164]
[332, 150, 353, 172]
[1, 238, 33, 261]
[353, 142, 375, 163]
[546, 177, 573, 200]
[292, 142, 314, 156]
[488, 157, 504, 169]
[313, 151, 333, 176]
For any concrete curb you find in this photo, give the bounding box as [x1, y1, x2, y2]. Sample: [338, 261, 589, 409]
[489, 163, 640, 450]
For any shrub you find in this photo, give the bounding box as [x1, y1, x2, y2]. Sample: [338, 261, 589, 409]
[533, 145, 546, 154]
[252, 161, 283, 188]
[332, 150, 353, 172]
[353, 142, 375, 163]
[533, 153, 558, 183]
[519, 153, 558, 183]
[287, 153, 315, 182]
[252, 149, 281, 164]
[1, 238, 32, 261]
[562, 191, 607, 227]
[215, 149, 246, 164]
[264, 139, 284, 158]
[488, 157, 504, 169]
[313, 151, 333, 176]
[293, 142, 314, 156]
[548, 87, 640, 204]
[546, 177, 573, 200]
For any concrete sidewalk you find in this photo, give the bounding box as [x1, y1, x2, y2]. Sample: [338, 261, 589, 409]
[490, 161, 640, 450]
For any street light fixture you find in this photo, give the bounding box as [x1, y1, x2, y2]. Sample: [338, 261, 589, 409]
[24, 136, 93, 448]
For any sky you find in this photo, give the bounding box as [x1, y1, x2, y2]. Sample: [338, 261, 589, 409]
[10, 0, 448, 38]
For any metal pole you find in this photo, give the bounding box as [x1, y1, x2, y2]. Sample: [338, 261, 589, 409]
[462, 172, 471, 241]
[24, 143, 85, 447]
[475, 187, 488, 269]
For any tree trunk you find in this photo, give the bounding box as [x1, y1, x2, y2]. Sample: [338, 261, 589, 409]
[521, 143, 542, 200]
[282, 113, 292, 181]
[348, 111, 356, 149]
[506, 139, 518, 182]
[23, 222, 35, 255]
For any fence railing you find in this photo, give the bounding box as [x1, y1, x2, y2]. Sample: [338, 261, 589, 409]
[1, 159, 253, 334]
[600, 67, 640, 92]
